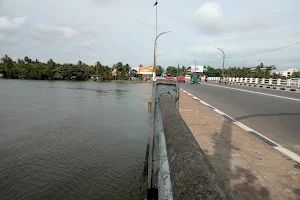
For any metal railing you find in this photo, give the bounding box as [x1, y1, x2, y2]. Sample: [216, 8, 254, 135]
[145, 80, 228, 200]
[208, 77, 300, 88]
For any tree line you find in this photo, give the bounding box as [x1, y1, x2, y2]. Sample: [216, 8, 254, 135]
[165, 63, 300, 78]
[1, 55, 299, 80]
[0, 55, 131, 81]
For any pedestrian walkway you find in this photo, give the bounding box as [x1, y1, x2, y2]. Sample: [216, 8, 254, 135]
[179, 91, 300, 200]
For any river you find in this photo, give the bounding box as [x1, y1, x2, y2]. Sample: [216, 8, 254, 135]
[0, 79, 151, 200]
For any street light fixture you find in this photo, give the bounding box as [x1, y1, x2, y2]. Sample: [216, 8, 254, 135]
[153, 31, 171, 81]
[215, 47, 225, 76]
[192, 60, 197, 66]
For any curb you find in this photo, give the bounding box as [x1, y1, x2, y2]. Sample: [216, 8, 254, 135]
[226, 82, 300, 92]
[180, 88, 300, 164]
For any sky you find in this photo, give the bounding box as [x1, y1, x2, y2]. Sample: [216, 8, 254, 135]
[0, 0, 299, 70]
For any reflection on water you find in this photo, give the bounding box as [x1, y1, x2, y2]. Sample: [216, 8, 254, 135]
[0, 80, 151, 200]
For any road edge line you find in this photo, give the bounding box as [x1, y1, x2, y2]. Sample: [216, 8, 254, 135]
[180, 88, 300, 164]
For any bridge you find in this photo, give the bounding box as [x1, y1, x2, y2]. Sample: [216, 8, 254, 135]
[141, 79, 300, 200]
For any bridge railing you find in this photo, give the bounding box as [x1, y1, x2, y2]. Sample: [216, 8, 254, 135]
[208, 77, 300, 88]
[145, 80, 228, 200]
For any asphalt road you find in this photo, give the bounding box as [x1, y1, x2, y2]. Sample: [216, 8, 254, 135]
[180, 81, 300, 155]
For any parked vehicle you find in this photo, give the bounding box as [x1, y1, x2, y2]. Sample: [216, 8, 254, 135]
[177, 75, 185, 83]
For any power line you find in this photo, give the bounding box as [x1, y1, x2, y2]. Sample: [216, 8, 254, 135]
[205, 41, 300, 65]
[226, 41, 300, 59]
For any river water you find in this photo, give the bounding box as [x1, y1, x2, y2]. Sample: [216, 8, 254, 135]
[0, 79, 151, 200]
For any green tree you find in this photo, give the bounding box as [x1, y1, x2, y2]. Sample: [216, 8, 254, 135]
[156, 65, 164, 76]
[291, 72, 300, 78]
[166, 66, 178, 76]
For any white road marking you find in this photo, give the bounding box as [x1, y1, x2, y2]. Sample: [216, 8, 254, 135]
[200, 82, 300, 102]
[181, 89, 300, 164]
[274, 146, 300, 163]
[213, 108, 225, 115]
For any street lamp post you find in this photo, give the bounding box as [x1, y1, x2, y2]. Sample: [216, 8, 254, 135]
[153, 31, 171, 81]
[192, 60, 197, 66]
[215, 47, 225, 76]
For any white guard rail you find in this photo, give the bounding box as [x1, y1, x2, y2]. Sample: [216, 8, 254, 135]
[207, 77, 300, 88]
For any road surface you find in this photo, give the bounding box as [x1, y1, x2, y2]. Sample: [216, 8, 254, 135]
[180, 81, 300, 155]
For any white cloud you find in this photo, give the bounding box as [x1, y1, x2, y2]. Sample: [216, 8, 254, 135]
[0, 34, 9, 44]
[193, 2, 224, 34]
[78, 40, 101, 48]
[0, 16, 27, 34]
[32, 23, 79, 41]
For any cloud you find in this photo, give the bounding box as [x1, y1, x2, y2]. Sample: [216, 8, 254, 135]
[32, 23, 79, 41]
[0, 34, 9, 44]
[0, 16, 27, 35]
[78, 40, 101, 48]
[193, 2, 224, 34]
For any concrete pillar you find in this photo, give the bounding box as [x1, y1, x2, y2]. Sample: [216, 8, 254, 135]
[277, 79, 281, 86]
[250, 78, 253, 83]
[287, 79, 291, 87]
[245, 78, 248, 83]
[262, 78, 265, 84]
[255, 78, 259, 84]
[269, 78, 273, 85]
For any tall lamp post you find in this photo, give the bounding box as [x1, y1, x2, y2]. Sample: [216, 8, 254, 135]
[215, 47, 225, 76]
[192, 60, 197, 66]
[153, 31, 171, 81]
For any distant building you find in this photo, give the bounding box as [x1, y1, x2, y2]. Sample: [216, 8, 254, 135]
[137, 66, 154, 80]
[186, 67, 191, 74]
[280, 68, 298, 77]
[270, 70, 280, 75]
[111, 68, 117, 76]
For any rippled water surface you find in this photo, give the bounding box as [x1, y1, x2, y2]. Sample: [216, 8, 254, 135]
[0, 79, 151, 200]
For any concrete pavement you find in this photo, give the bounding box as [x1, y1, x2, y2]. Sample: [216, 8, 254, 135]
[179, 91, 300, 200]
[180, 81, 300, 156]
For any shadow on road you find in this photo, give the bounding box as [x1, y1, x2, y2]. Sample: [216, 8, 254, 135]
[207, 119, 271, 200]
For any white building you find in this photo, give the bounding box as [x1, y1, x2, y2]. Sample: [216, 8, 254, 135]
[280, 68, 298, 77]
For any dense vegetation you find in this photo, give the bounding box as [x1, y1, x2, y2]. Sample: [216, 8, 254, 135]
[1, 55, 299, 80]
[0, 55, 131, 81]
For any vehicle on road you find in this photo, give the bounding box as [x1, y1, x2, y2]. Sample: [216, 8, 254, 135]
[219, 75, 229, 84]
[190, 72, 200, 84]
[177, 75, 185, 83]
[166, 74, 173, 81]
